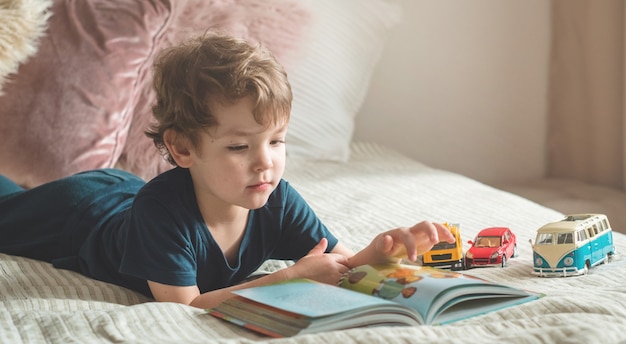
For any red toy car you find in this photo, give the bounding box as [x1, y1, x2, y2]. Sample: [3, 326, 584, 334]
[465, 227, 518, 269]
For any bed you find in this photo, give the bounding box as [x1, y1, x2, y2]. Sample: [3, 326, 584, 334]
[1, 142, 626, 343]
[2, 0, 626, 343]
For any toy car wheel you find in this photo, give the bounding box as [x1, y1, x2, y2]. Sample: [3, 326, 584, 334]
[512, 244, 518, 258]
[501, 255, 507, 268]
[582, 262, 589, 275]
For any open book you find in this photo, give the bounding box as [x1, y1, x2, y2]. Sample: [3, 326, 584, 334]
[207, 264, 541, 337]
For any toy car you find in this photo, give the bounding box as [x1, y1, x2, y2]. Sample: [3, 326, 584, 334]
[530, 213, 615, 277]
[422, 223, 464, 270]
[465, 227, 517, 269]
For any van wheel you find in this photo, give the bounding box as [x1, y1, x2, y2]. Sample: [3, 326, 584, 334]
[582, 262, 589, 275]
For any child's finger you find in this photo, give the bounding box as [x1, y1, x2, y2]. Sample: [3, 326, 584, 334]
[375, 234, 394, 255]
[307, 238, 328, 256]
[402, 227, 424, 261]
[408, 222, 446, 258]
[435, 223, 456, 242]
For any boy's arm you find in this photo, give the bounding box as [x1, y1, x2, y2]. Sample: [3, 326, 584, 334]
[148, 270, 293, 309]
[149, 238, 351, 309]
[149, 222, 454, 309]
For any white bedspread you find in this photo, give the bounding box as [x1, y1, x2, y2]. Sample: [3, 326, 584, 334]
[2, 142, 625, 343]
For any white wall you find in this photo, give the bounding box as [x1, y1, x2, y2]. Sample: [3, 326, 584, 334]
[354, 0, 551, 184]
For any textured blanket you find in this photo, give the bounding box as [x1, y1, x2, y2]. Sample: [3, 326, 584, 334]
[2, 142, 625, 343]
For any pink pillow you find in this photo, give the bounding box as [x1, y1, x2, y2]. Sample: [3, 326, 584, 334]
[0, 0, 170, 187]
[116, 0, 312, 180]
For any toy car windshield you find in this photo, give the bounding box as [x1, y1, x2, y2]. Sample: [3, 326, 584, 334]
[474, 236, 502, 248]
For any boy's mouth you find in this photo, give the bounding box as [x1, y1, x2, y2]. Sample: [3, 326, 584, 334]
[248, 181, 272, 191]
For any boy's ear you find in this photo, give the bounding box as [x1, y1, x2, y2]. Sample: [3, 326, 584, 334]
[163, 129, 194, 168]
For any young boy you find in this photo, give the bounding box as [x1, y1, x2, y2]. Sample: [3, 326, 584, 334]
[0, 32, 455, 309]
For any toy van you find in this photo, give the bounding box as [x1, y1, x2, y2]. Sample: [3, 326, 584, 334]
[422, 223, 464, 270]
[530, 213, 615, 277]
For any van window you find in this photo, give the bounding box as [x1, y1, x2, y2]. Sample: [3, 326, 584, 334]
[557, 232, 573, 244]
[537, 233, 553, 245]
[577, 229, 587, 242]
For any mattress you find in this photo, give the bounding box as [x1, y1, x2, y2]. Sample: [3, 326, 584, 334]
[2, 142, 625, 343]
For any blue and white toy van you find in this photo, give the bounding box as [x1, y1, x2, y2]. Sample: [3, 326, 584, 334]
[530, 213, 615, 277]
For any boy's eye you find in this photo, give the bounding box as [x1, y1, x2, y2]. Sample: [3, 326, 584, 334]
[271, 139, 286, 146]
[227, 145, 248, 151]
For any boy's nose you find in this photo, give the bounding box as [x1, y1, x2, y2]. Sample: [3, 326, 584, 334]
[253, 148, 273, 171]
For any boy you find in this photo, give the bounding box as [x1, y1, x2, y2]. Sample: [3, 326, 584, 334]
[0, 32, 455, 309]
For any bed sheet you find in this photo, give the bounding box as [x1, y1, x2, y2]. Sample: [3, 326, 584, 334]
[1, 142, 625, 343]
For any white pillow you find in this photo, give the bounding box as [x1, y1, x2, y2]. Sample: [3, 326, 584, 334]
[285, 0, 402, 162]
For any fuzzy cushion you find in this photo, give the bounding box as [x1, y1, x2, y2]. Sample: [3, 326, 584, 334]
[0, 0, 171, 187]
[0, 0, 51, 95]
[116, 0, 312, 180]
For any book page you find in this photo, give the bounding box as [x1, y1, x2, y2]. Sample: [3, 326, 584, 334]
[232, 279, 399, 318]
[338, 264, 537, 324]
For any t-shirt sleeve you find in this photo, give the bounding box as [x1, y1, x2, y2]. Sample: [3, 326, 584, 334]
[118, 195, 197, 287]
[271, 181, 339, 259]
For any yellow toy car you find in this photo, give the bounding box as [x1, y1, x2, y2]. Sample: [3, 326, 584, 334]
[422, 223, 464, 270]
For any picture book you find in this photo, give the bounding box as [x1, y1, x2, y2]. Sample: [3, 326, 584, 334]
[207, 264, 541, 338]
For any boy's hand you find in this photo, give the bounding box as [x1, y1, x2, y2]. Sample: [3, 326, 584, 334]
[347, 221, 456, 267]
[376, 221, 455, 262]
[285, 238, 350, 285]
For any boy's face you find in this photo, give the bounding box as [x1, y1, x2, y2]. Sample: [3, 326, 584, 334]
[187, 96, 288, 211]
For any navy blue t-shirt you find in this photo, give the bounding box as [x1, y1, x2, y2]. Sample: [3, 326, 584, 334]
[76, 167, 337, 297]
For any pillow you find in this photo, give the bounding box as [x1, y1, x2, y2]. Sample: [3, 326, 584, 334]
[0, 0, 51, 95]
[0, 0, 171, 187]
[284, 0, 402, 162]
[116, 0, 313, 181]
